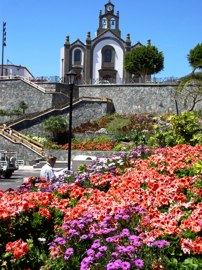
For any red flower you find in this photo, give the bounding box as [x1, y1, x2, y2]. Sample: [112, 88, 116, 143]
[38, 208, 51, 219]
[6, 239, 29, 260]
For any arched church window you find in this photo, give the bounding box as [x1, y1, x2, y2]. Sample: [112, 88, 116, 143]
[104, 48, 112, 62]
[110, 18, 116, 29]
[102, 46, 115, 64]
[102, 18, 107, 29]
[74, 49, 81, 62]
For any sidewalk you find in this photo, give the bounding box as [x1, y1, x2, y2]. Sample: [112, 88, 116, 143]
[19, 165, 40, 171]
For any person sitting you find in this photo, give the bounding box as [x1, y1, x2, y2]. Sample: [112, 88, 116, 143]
[40, 155, 57, 182]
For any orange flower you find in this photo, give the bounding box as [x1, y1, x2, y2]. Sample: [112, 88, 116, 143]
[6, 239, 29, 260]
[38, 208, 51, 219]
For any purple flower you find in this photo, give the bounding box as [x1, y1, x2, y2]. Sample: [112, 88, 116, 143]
[107, 260, 123, 270]
[148, 240, 170, 249]
[78, 223, 85, 229]
[87, 249, 95, 256]
[98, 245, 108, 252]
[106, 262, 116, 270]
[64, 247, 74, 260]
[116, 245, 126, 253]
[111, 252, 119, 258]
[133, 258, 144, 269]
[91, 239, 101, 249]
[95, 251, 103, 259]
[107, 259, 131, 269]
[125, 245, 135, 253]
[80, 234, 89, 240]
[99, 228, 116, 234]
[106, 236, 119, 243]
[120, 228, 130, 237]
[54, 237, 66, 245]
[129, 235, 142, 247]
[80, 256, 94, 269]
[121, 261, 131, 269]
[68, 229, 79, 236]
[122, 214, 130, 220]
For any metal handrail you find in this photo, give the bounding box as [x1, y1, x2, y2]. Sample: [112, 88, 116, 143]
[7, 97, 113, 128]
[0, 128, 44, 156]
[0, 133, 44, 157]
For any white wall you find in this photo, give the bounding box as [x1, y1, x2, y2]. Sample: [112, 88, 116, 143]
[92, 37, 124, 84]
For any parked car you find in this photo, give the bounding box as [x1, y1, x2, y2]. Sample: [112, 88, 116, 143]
[0, 150, 22, 179]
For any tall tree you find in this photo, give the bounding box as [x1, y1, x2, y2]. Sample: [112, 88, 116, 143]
[124, 44, 164, 82]
[187, 43, 202, 73]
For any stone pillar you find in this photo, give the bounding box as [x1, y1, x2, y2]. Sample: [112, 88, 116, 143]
[84, 32, 92, 84]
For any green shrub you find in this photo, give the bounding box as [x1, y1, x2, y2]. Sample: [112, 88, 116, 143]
[148, 112, 202, 147]
[113, 142, 134, 151]
[106, 115, 131, 134]
[169, 112, 201, 142]
[0, 108, 23, 116]
[115, 130, 150, 145]
[43, 116, 68, 144]
[0, 109, 7, 116]
[73, 135, 113, 144]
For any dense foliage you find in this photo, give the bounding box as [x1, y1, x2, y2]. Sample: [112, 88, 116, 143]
[43, 116, 68, 144]
[124, 45, 164, 81]
[34, 112, 202, 151]
[148, 112, 202, 147]
[187, 43, 202, 72]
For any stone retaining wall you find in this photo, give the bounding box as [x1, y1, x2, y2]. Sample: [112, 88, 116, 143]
[79, 83, 202, 114]
[0, 80, 52, 113]
[0, 136, 42, 164]
[11, 100, 112, 136]
[0, 79, 79, 123]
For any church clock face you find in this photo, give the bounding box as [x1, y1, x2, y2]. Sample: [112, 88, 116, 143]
[107, 5, 113, 11]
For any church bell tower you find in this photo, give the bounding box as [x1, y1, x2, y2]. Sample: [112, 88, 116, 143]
[97, 1, 121, 37]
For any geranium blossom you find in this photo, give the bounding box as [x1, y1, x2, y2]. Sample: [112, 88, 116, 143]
[6, 239, 29, 259]
[0, 144, 202, 269]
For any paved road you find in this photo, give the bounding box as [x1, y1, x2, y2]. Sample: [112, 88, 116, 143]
[0, 160, 87, 191]
[0, 166, 40, 191]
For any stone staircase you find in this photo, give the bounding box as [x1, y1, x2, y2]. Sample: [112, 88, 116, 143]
[0, 125, 44, 157]
[7, 96, 113, 130]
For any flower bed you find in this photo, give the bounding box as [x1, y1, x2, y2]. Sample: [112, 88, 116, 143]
[0, 145, 202, 269]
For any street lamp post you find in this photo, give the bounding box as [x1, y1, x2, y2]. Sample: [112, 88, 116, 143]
[1, 22, 6, 77]
[66, 69, 77, 170]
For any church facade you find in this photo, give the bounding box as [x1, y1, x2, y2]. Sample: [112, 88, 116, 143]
[60, 1, 143, 84]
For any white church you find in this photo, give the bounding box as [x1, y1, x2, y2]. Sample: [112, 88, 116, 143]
[60, 1, 144, 84]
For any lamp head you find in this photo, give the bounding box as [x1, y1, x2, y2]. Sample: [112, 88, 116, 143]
[66, 69, 77, 85]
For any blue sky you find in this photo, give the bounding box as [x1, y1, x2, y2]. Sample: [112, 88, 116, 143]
[1, 0, 201, 78]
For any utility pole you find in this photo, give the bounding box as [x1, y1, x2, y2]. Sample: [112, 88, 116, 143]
[1, 21, 6, 77]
